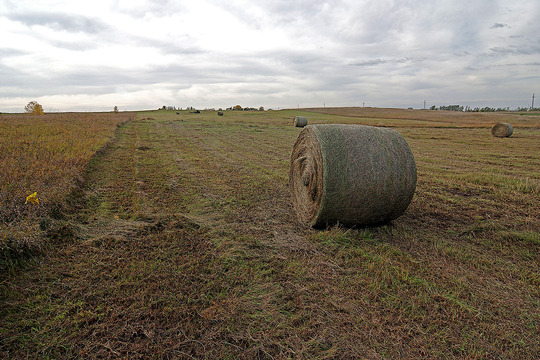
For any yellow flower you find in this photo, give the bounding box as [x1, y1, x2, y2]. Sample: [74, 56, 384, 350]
[25, 192, 39, 204]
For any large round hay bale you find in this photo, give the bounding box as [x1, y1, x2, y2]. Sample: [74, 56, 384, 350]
[491, 122, 513, 137]
[289, 124, 417, 228]
[293, 116, 308, 127]
[217, 111, 224, 116]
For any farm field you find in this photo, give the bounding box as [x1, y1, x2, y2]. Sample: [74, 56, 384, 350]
[1, 108, 539, 359]
[0, 112, 134, 263]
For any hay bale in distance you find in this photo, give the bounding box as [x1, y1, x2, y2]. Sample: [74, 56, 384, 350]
[289, 124, 417, 228]
[293, 116, 308, 127]
[491, 122, 513, 137]
[217, 111, 224, 116]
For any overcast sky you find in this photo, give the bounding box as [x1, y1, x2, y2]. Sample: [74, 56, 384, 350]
[1, 0, 539, 112]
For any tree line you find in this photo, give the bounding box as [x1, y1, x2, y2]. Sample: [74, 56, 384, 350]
[430, 105, 540, 112]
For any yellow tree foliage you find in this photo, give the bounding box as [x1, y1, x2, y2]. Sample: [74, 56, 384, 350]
[24, 101, 45, 115]
[33, 103, 44, 115]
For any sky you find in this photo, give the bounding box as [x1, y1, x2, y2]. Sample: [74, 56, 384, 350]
[1, 0, 539, 112]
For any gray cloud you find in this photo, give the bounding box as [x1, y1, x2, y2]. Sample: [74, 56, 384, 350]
[487, 42, 540, 56]
[0, 48, 28, 57]
[352, 59, 389, 67]
[1, 0, 539, 112]
[9, 12, 109, 33]
[351, 57, 420, 67]
[0, 65, 28, 91]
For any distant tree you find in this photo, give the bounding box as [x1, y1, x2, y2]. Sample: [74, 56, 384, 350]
[24, 101, 45, 115]
[439, 105, 464, 111]
[259, 106, 264, 111]
[233, 105, 242, 111]
[479, 107, 495, 112]
[114, 106, 119, 113]
[33, 103, 44, 114]
[24, 101, 36, 113]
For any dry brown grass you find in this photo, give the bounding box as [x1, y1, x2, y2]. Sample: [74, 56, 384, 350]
[0, 112, 134, 261]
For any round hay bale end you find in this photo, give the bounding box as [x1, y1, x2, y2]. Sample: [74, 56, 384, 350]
[491, 122, 513, 137]
[293, 116, 308, 127]
[289, 124, 417, 228]
[217, 111, 224, 116]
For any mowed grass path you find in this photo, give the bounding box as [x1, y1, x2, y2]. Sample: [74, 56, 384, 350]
[1, 109, 539, 359]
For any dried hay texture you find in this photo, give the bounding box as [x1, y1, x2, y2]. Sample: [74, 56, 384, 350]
[293, 116, 308, 127]
[491, 122, 513, 137]
[290, 124, 417, 228]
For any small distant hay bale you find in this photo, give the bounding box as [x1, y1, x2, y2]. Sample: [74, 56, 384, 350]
[491, 122, 513, 137]
[217, 111, 224, 116]
[289, 124, 417, 228]
[293, 116, 308, 127]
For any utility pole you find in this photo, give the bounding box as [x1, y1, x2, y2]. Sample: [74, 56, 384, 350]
[532, 94, 535, 110]
[363, 101, 365, 108]
[424, 100, 426, 110]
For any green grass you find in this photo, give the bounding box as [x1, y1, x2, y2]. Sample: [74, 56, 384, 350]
[1, 108, 538, 359]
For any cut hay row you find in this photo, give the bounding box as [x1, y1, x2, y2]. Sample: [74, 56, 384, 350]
[289, 124, 417, 228]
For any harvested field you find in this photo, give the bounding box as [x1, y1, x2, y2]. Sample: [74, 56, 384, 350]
[1, 108, 539, 359]
[0, 112, 134, 262]
[305, 106, 540, 129]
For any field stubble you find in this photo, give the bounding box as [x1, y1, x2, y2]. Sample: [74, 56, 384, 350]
[0, 112, 134, 265]
[1, 108, 539, 359]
